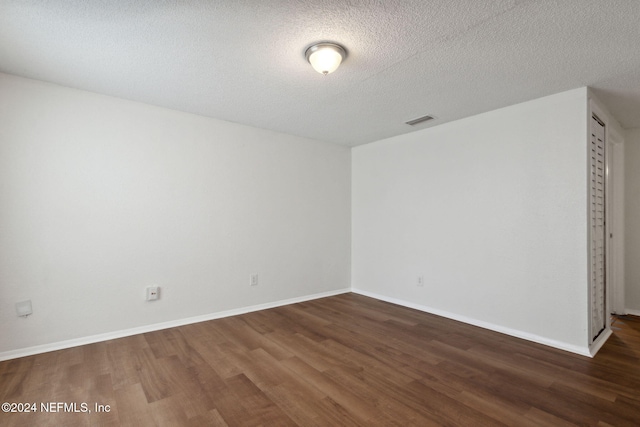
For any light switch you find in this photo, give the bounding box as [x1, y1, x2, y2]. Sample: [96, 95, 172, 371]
[146, 286, 160, 301]
[16, 300, 33, 317]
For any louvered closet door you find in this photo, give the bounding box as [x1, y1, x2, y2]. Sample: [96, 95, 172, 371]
[590, 115, 606, 342]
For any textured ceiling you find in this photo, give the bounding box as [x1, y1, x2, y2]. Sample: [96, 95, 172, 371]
[1, 0, 639, 146]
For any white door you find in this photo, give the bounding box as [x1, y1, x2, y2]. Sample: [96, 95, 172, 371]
[590, 114, 606, 342]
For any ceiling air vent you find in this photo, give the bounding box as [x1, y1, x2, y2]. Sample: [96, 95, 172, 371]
[405, 115, 435, 126]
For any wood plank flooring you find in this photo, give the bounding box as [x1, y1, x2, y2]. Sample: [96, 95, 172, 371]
[1, 293, 639, 426]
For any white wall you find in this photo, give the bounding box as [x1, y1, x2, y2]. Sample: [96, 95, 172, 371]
[352, 88, 590, 353]
[0, 73, 351, 355]
[624, 128, 640, 314]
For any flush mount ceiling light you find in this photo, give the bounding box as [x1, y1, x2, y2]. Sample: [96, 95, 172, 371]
[305, 42, 346, 75]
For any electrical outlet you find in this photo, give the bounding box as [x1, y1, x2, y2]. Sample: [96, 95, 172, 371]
[417, 276, 424, 287]
[250, 273, 258, 286]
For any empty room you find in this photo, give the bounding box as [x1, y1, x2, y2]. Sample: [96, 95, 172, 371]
[1, 1, 640, 426]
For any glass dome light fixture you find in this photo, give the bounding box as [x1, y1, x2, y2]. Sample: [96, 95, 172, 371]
[305, 42, 347, 75]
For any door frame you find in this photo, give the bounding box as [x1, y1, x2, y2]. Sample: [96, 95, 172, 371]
[589, 111, 607, 342]
[588, 95, 625, 354]
[606, 128, 625, 315]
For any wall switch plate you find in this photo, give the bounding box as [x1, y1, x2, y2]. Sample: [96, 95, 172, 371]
[16, 300, 33, 317]
[146, 286, 160, 301]
[250, 274, 258, 286]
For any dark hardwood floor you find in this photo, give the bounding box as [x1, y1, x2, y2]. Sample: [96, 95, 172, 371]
[1, 293, 639, 426]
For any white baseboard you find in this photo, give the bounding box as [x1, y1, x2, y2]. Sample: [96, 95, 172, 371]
[624, 308, 640, 317]
[0, 288, 350, 362]
[351, 288, 592, 357]
[589, 328, 612, 357]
